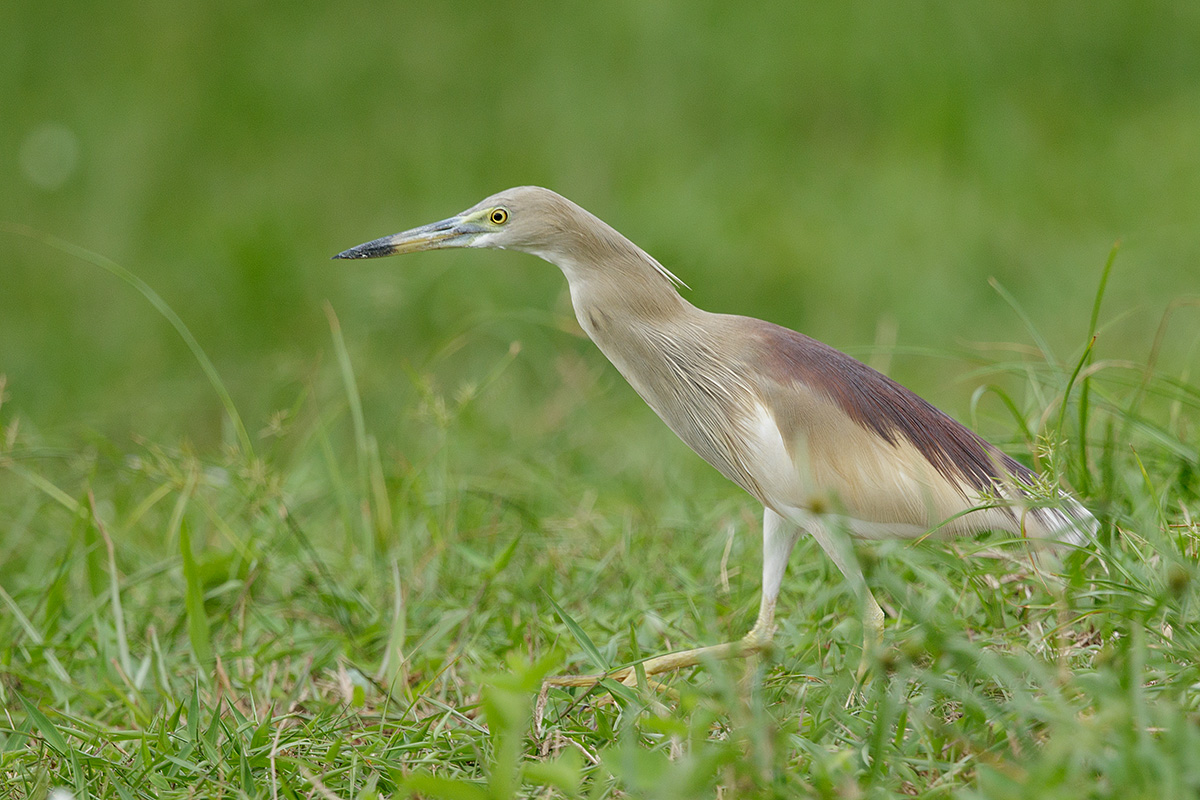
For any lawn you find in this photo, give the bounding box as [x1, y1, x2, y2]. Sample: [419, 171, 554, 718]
[3, 2, 1199, 797]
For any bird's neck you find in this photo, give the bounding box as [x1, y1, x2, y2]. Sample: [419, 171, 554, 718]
[559, 253, 692, 331]
[538, 233, 708, 409]
[532, 213, 695, 331]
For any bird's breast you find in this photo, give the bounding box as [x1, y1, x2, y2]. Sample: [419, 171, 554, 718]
[579, 313, 777, 503]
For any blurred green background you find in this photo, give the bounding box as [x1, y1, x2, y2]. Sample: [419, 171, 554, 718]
[3, 0, 1198, 447]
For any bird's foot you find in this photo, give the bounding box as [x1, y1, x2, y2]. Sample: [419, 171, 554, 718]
[844, 652, 871, 708]
[844, 600, 886, 707]
[542, 632, 770, 694]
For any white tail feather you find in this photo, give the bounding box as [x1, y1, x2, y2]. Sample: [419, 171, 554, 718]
[1027, 493, 1098, 547]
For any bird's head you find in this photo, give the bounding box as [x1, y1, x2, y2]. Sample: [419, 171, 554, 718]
[334, 185, 688, 290]
[333, 186, 574, 261]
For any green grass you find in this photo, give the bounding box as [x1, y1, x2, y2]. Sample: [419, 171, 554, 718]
[1, 243, 1197, 798]
[4, 3, 1200, 795]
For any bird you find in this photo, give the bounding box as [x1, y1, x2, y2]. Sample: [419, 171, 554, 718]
[334, 186, 1097, 689]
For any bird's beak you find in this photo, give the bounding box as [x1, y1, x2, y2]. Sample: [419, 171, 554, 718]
[332, 214, 483, 260]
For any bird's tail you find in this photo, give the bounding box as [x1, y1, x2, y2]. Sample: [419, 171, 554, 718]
[1026, 493, 1098, 548]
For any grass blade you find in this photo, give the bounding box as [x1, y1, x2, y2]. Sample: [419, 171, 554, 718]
[379, 559, 409, 693]
[89, 491, 132, 678]
[1075, 242, 1119, 491]
[990, 276, 1060, 373]
[173, 472, 212, 667]
[404, 772, 489, 800]
[180, 517, 213, 668]
[324, 301, 374, 548]
[0, 584, 71, 684]
[969, 383, 1034, 444]
[1, 224, 254, 457]
[3, 461, 79, 513]
[16, 693, 70, 756]
[543, 592, 608, 672]
[1055, 335, 1096, 444]
[1088, 242, 1119, 342]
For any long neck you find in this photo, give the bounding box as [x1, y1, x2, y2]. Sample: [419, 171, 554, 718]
[530, 205, 695, 331]
[533, 220, 717, 417]
[533, 222, 765, 502]
[561, 252, 693, 335]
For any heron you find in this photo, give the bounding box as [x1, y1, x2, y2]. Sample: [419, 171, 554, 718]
[334, 186, 1096, 689]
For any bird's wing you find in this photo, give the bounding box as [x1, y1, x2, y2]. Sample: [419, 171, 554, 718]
[739, 318, 1094, 542]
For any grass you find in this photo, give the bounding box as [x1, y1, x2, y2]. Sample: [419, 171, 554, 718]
[1, 241, 1198, 799]
[5, 4, 1199, 796]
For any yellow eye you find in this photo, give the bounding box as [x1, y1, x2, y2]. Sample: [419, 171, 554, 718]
[489, 207, 509, 225]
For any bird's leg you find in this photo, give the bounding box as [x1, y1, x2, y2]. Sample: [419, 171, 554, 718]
[543, 508, 800, 689]
[806, 518, 884, 699]
[745, 508, 802, 650]
[859, 591, 885, 680]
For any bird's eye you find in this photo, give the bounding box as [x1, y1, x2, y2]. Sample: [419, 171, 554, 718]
[489, 208, 509, 225]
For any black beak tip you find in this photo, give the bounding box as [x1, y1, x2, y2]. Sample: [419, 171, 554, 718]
[332, 240, 392, 260]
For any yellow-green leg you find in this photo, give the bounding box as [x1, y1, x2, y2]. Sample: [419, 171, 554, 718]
[543, 508, 800, 689]
[542, 507, 884, 700]
[802, 512, 885, 701]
